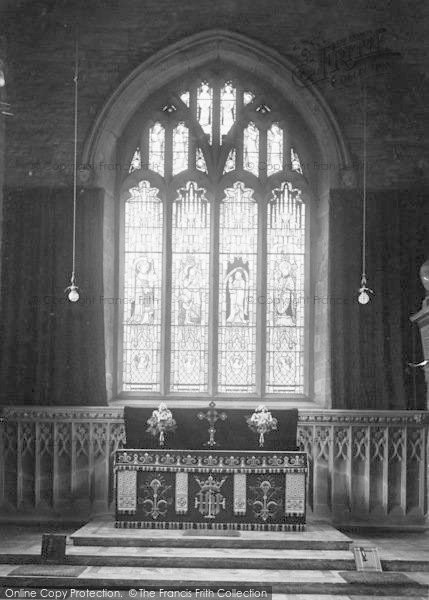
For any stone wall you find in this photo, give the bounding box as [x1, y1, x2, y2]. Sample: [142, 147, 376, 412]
[3, 0, 428, 190]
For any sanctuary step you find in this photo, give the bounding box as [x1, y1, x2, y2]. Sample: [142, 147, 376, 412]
[71, 521, 350, 550]
[0, 565, 427, 596]
[0, 521, 427, 597]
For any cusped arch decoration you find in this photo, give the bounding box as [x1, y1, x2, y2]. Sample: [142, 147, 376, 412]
[82, 29, 350, 186]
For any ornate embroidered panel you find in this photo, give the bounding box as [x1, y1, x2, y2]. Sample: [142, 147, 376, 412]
[114, 449, 307, 531]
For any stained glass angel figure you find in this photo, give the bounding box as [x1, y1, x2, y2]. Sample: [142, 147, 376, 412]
[275, 259, 297, 325]
[178, 259, 203, 325]
[128, 256, 157, 325]
[226, 268, 249, 324]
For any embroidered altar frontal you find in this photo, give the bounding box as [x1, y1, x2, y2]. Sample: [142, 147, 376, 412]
[114, 450, 307, 531]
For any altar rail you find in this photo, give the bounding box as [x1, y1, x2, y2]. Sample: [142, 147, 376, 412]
[0, 407, 427, 528]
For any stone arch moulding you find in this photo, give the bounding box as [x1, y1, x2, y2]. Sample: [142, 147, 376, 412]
[82, 29, 351, 186]
[83, 29, 350, 407]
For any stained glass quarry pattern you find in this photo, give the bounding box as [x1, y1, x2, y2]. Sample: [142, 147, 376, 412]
[149, 123, 165, 176]
[129, 148, 141, 173]
[243, 122, 259, 176]
[123, 181, 163, 392]
[218, 182, 258, 393]
[171, 182, 210, 392]
[266, 182, 305, 393]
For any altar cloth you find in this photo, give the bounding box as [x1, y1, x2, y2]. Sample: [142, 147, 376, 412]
[114, 449, 307, 531]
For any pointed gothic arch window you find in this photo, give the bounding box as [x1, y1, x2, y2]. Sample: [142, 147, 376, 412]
[118, 73, 310, 398]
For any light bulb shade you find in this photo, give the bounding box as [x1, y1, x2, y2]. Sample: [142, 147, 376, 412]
[68, 288, 80, 302]
[358, 290, 370, 305]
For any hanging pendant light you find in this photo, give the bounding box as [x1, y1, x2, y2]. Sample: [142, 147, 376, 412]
[65, 37, 80, 303]
[358, 85, 373, 305]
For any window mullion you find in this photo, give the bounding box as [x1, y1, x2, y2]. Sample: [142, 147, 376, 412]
[236, 86, 244, 170]
[257, 190, 267, 397]
[212, 81, 221, 155]
[209, 189, 220, 395]
[162, 127, 173, 394]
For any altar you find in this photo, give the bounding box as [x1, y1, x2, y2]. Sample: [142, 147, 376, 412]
[114, 449, 308, 531]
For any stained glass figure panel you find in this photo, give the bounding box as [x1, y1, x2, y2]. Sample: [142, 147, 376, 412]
[196, 148, 208, 173]
[220, 82, 236, 143]
[266, 182, 305, 394]
[267, 124, 283, 176]
[172, 123, 189, 175]
[149, 123, 165, 176]
[243, 122, 259, 176]
[122, 181, 163, 391]
[170, 182, 210, 392]
[180, 91, 190, 106]
[129, 148, 141, 173]
[291, 148, 303, 174]
[243, 91, 255, 105]
[197, 82, 213, 143]
[224, 149, 236, 174]
[218, 182, 257, 393]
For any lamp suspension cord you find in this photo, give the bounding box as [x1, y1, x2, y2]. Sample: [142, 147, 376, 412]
[71, 37, 79, 285]
[362, 84, 367, 284]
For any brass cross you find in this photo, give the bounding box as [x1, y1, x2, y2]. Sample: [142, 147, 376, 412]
[197, 401, 227, 448]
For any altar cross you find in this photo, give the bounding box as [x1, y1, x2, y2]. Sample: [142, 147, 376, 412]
[197, 401, 227, 447]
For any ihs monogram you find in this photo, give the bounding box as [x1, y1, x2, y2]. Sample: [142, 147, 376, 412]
[194, 474, 227, 519]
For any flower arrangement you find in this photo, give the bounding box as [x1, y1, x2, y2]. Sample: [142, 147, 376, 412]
[246, 405, 278, 447]
[146, 403, 176, 446]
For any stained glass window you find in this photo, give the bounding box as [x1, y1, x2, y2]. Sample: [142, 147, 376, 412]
[149, 123, 165, 176]
[220, 82, 236, 143]
[122, 181, 163, 391]
[197, 82, 213, 143]
[267, 124, 283, 176]
[170, 182, 210, 392]
[266, 182, 305, 393]
[172, 123, 189, 175]
[129, 148, 141, 173]
[218, 182, 258, 393]
[243, 122, 259, 176]
[120, 78, 309, 399]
